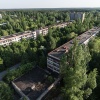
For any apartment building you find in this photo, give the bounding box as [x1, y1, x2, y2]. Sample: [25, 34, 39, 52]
[0, 14, 2, 19]
[0, 21, 72, 46]
[0, 31, 37, 46]
[47, 27, 100, 73]
[53, 22, 72, 28]
[36, 27, 48, 36]
[70, 12, 85, 22]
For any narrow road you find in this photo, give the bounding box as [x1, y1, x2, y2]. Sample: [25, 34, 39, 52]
[0, 63, 20, 81]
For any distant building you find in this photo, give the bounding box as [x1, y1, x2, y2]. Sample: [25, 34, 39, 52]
[36, 27, 48, 36]
[0, 14, 2, 19]
[47, 27, 100, 73]
[0, 31, 37, 46]
[0, 21, 72, 46]
[53, 22, 72, 28]
[70, 12, 85, 22]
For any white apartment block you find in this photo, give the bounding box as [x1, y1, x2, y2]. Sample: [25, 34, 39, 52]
[0, 14, 2, 19]
[0, 21, 72, 46]
[36, 27, 48, 36]
[0, 31, 37, 46]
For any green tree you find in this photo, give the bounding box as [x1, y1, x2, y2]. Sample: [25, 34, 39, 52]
[0, 82, 13, 100]
[0, 57, 3, 66]
[47, 35, 56, 51]
[39, 53, 47, 68]
[88, 37, 100, 100]
[60, 41, 97, 100]
[1, 30, 8, 36]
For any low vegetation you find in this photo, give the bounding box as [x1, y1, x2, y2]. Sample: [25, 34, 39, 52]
[0, 81, 13, 100]
[3, 63, 33, 83]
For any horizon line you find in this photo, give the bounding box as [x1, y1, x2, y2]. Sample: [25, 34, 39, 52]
[0, 7, 100, 10]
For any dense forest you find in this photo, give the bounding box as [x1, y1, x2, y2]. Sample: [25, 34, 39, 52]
[0, 10, 100, 100]
[0, 10, 100, 36]
[0, 10, 100, 71]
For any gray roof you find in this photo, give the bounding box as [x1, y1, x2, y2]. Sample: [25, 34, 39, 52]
[48, 27, 100, 59]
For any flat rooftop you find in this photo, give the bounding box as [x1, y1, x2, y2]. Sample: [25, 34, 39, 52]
[48, 27, 100, 59]
[13, 67, 54, 100]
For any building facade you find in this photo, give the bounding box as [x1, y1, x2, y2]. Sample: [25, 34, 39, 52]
[53, 22, 72, 28]
[70, 12, 85, 22]
[36, 27, 48, 36]
[0, 31, 37, 46]
[0, 14, 2, 19]
[47, 27, 100, 73]
[0, 21, 72, 46]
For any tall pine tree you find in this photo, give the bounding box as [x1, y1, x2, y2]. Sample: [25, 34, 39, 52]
[60, 41, 97, 100]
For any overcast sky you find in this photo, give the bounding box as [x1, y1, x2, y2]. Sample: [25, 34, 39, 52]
[0, 0, 100, 9]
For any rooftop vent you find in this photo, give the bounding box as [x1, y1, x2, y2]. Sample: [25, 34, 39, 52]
[31, 84, 35, 90]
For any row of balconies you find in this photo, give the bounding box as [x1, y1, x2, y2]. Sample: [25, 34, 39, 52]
[47, 58, 60, 73]
[0, 22, 72, 46]
[0, 32, 36, 46]
[47, 65, 60, 73]
[47, 59, 59, 66]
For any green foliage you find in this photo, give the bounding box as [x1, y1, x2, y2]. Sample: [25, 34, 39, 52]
[38, 53, 47, 68]
[0, 10, 71, 35]
[3, 63, 33, 83]
[0, 10, 98, 71]
[66, 32, 77, 39]
[46, 34, 56, 51]
[60, 41, 97, 100]
[0, 81, 13, 100]
[0, 57, 3, 65]
[87, 69, 97, 89]
[88, 37, 100, 53]
[47, 76, 54, 83]
[88, 37, 100, 100]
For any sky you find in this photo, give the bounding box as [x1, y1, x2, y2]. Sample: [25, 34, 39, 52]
[0, 0, 100, 9]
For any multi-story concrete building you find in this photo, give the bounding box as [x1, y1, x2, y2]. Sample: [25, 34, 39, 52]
[0, 14, 2, 19]
[0, 21, 72, 46]
[36, 22, 72, 36]
[36, 27, 48, 36]
[70, 12, 85, 22]
[53, 22, 72, 28]
[47, 27, 100, 73]
[0, 31, 37, 46]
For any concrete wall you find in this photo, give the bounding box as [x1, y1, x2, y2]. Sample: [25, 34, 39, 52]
[12, 82, 30, 100]
[37, 77, 61, 100]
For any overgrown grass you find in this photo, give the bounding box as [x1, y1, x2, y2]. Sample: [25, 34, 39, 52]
[3, 62, 33, 83]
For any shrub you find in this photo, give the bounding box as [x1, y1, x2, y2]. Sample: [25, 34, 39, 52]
[3, 62, 33, 83]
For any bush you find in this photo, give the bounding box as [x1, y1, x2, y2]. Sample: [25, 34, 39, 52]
[47, 76, 54, 83]
[0, 81, 13, 100]
[3, 62, 33, 83]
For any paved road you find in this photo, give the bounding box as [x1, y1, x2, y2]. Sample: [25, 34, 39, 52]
[0, 63, 20, 81]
